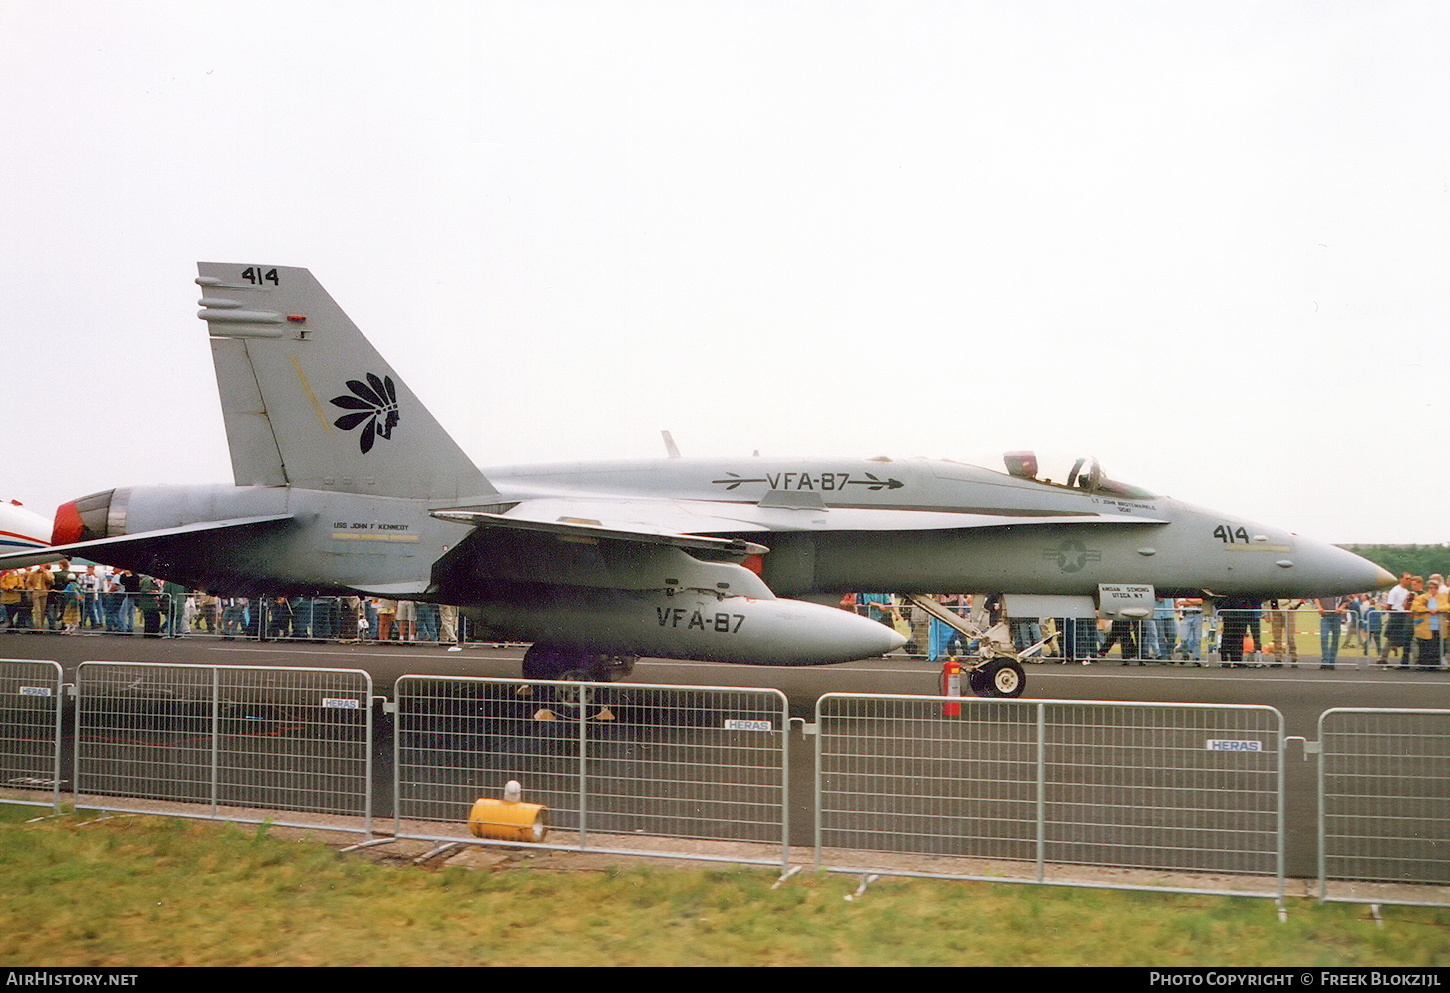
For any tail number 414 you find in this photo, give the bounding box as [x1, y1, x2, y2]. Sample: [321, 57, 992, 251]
[241, 267, 280, 286]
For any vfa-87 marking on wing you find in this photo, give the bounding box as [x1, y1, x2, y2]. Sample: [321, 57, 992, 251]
[0, 264, 1393, 696]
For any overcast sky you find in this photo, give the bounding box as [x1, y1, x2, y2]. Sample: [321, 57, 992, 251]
[2, 1, 1446, 543]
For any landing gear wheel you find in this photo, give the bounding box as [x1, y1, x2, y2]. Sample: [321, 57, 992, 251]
[522, 644, 576, 680]
[967, 668, 990, 695]
[604, 655, 637, 680]
[554, 669, 594, 708]
[980, 658, 1025, 698]
[523, 644, 631, 683]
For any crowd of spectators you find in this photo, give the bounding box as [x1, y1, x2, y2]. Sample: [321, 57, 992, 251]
[0, 562, 471, 644]
[6, 561, 1446, 668]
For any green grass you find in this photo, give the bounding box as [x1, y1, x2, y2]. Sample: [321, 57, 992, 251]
[2, 805, 1448, 966]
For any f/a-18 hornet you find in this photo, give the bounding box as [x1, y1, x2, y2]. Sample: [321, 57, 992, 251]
[5, 264, 1392, 695]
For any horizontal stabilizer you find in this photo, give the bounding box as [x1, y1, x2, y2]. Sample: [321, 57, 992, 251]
[0, 514, 294, 571]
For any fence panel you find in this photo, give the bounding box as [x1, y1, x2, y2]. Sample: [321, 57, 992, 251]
[815, 694, 1283, 897]
[0, 659, 64, 811]
[75, 662, 372, 834]
[1318, 708, 1450, 905]
[394, 676, 790, 868]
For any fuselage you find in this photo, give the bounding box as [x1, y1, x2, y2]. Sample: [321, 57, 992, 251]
[60, 454, 1391, 604]
[478, 456, 1387, 600]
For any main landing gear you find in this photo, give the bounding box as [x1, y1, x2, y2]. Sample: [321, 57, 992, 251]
[520, 644, 637, 683]
[519, 644, 636, 721]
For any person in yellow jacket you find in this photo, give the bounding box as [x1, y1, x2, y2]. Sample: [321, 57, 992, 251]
[1, 569, 26, 630]
[1410, 577, 1448, 671]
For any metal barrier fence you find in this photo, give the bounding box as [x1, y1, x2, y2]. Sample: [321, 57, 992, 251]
[394, 676, 791, 869]
[74, 662, 373, 835]
[1318, 708, 1450, 906]
[815, 694, 1285, 898]
[13, 661, 1450, 903]
[0, 659, 63, 812]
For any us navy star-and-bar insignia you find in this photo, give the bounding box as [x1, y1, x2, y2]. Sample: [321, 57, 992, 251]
[330, 373, 400, 454]
[1043, 539, 1100, 574]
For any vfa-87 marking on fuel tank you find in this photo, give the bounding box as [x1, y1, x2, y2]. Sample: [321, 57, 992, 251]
[0, 263, 1393, 697]
[656, 606, 746, 633]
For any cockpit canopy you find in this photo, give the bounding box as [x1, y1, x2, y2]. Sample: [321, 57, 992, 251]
[1002, 451, 1157, 499]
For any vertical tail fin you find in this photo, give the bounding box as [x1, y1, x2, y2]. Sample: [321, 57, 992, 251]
[197, 263, 496, 502]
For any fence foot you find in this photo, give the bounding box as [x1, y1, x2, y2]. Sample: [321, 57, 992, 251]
[340, 837, 397, 854]
[772, 865, 802, 890]
[414, 841, 468, 865]
[75, 812, 127, 828]
[844, 874, 880, 902]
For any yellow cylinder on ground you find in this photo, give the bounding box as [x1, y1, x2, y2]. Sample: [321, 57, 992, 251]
[469, 798, 548, 843]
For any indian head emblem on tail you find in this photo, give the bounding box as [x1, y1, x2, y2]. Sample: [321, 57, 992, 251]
[330, 374, 400, 454]
[0, 263, 1393, 696]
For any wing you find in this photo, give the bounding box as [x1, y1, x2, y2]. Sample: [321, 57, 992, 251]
[429, 500, 775, 600]
[432, 507, 769, 555]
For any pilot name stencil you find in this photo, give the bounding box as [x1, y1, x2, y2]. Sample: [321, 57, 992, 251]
[1090, 496, 1155, 514]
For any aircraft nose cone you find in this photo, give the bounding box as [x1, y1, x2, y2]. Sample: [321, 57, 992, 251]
[1342, 550, 1396, 592]
[1284, 539, 1394, 597]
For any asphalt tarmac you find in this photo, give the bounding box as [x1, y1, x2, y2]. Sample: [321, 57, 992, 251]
[5, 629, 1448, 880]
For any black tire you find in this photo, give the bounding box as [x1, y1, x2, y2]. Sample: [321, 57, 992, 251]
[522, 645, 592, 680]
[605, 655, 637, 680]
[980, 658, 1025, 698]
[553, 669, 594, 708]
[524, 644, 627, 683]
[521, 644, 570, 680]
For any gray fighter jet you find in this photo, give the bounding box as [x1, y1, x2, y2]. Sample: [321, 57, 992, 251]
[5, 263, 1392, 694]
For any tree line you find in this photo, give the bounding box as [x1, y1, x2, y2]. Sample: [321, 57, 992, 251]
[1339, 544, 1450, 582]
